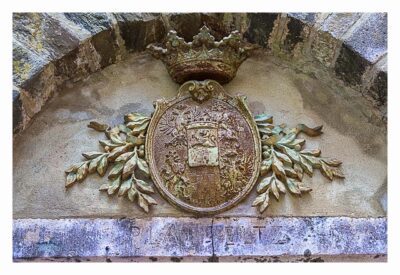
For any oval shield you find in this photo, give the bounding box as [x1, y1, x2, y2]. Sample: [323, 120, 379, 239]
[146, 80, 261, 214]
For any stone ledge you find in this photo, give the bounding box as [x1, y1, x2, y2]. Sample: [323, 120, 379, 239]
[13, 217, 387, 262]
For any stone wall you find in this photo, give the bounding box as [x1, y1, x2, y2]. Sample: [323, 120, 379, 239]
[13, 13, 387, 134]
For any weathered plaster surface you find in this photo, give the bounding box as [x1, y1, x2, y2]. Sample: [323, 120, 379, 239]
[13, 53, 386, 219]
[13, 217, 387, 261]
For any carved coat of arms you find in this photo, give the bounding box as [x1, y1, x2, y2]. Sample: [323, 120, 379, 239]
[146, 80, 261, 214]
[65, 26, 344, 215]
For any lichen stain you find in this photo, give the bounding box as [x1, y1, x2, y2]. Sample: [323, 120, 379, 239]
[29, 13, 44, 52]
[13, 60, 33, 82]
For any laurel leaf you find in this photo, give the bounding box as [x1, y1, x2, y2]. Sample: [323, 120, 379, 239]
[332, 167, 345, 178]
[88, 156, 101, 173]
[126, 118, 150, 129]
[257, 175, 273, 193]
[254, 114, 273, 124]
[257, 123, 274, 129]
[287, 138, 306, 148]
[296, 124, 323, 137]
[107, 176, 121, 195]
[99, 140, 120, 149]
[302, 155, 321, 168]
[272, 125, 284, 135]
[259, 193, 270, 213]
[126, 134, 145, 146]
[82, 151, 104, 160]
[122, 153, 137, 179]
[97, 155, 108, 176]
[298, 183, 312, 193]
[281, 146, 300, 162]
[65, 162, 85, 173]
[128, 187, 138, 202]
[300, 155, 313, 175]
[124, 113, 149, 123]
[137, 157, 150, 176]
[284, 166, 298, 179]
[108, 144, 130, 160]
[252, 192, 267, 206]
[286, 179, 301, 195]
[271, 178, 280, 200]
[293, 163, 303, 181]
[277, 132, 296, 145]
[262, 135, 280, 146]
[320, 162, 334, 180]
[76, 162, 89, 182]
[322, 158, 342, 167]
[300, 149, 321, 157]
[275, 178, 287, 193]
[115, 151, 134, 162]
[110, 134, 124, 145]
[88, 121, 109, 132]
[130, 121, 150, 135]
[259, 127, 272, 135]
[272, 155, 286, 182]
[108, 162, 124, 179]
[118, 178, 132, 196]
[257, 123, 274, 135]
[135, 179, 154, 194]
[138, 194, 149, 213]
[65, 173, 77, 187]
[275, 150, 292, 165]
[118, 124, 132, 134]
[141, 193, 157, 205]
[260, 159, 272, 176]
[99, 183, 110, 191]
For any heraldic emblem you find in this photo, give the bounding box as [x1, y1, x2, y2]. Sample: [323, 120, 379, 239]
[65, 26, 344, 215]
[146, 80, 261, 214]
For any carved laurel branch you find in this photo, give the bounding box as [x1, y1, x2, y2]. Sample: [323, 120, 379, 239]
[252, 114, 345, 213]
[65, 113, 157, 213]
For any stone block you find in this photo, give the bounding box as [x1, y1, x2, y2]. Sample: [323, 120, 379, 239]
[288, 13, 318, 25]
[243, 13, 279, 48]
[334, 13, 387, 87]
[63, 13, 124, 68]
[12, 41, 50, 87]
[200, 13, 249, 40]
[311, 13, 363, 67]
[369, 70, 387, 105]
[334, 44, 371, 87]
[63, 13, 113, 35]
[367, 55, 387, 107]
[18, 63, 56, 118]
[53, 42, 102, 83]
[13, 13, 80, 61]
[166, 13, 248, 42]
[167, 13, 203, 42]
[212, 217, 386, 257]
[280, 13, 321, 55]
[114, 13, 166, 51]
[13, 217, 387, 261]
[13, 88, 23, 133]
[344, 13, 387, 64]
[319, 13, 363, 39]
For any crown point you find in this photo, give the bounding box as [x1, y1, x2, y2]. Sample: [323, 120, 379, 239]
[147, 26, 255, 84]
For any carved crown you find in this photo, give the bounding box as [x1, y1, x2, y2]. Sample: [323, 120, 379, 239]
[146, 25, 255, 84]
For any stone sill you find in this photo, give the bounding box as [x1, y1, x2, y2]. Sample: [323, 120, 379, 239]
[13, 216, 387, 262]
